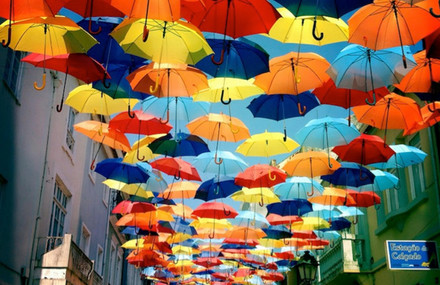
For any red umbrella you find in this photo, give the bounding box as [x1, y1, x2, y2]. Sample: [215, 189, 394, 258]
[150, 157, 201, 181]
[112, 200, 156, 214]
[192, 201, 238, 219]
[332, 134, 395, 166]
[193, 257, 223, 268]
[274, 251, 295, 260]
[261, 272, 284, 282]
[22, 53, 109, 111]
[292, 230, 318, 239]
[266, 213, 303, 226]
[312, 79, 389, 125]
[109, 110, 173, 135]
[234, 164, 287, 188]
[346, 189, 381, 208]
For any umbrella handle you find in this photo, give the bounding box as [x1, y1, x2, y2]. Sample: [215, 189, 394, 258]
[102, 72, 111, 88]
[430, 6, 440, 17]
[137, 148, 145, 161]
[1, 24, 11, 48]
[208, 231, 215, 239]
[163, 190, 172, 200]
[214, 152, 223, 165]
[312, 17, 324, 41]
[229, 122, 239, 134]
[143, 24, 150, 42]
[88, 18, 102, 35]
[128, 104, 136, 118]
[327, 154, 333, 168]
[160, 110, 170, 124]
[268, 170, 277, 181]
[150, 75, 160, 94]
[359, 169, 369, 181]
[258, 196, 265, 207]
[174, 172, 181, 180]
[283, 238, 289, 246]
[98, 125, 103, 136]
[220, 89, 231, 105]
[56, 97, 64, 112]
[90, 158, 96, 170]
[283, 129, 287, 142]
[297, 103, 306, 115]
[155, 171, 164, 182]
[329, 240, 335, 248]
[211, 49, 225, 65]
[34, 73, 46, 91]
[365, 92, 376, 106]
[427, 101, 436, 113]
[353, 214, 359, 224]
[306, 188, 315, 197]
[374, 203, 381, 210]
[223, 207, 231, 216]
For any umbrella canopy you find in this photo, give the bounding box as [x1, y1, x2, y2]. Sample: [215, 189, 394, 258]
[230, 187, 281, 206]
[254, 52, 330, 95]
[150, 157, 201, 181]
[109, 110, 173, 135]
[274, 177, 324, 200]
[112, 200, 156, 214]
[192, 202, 238, 219]
[103, 179, 157, 199]
[280, 151, 341, 177]
[266, 214, 303, 226]
[276, 0, 372, 18]
[267, 199, 313, 217]
[95, 158, 151, 183]
[354, 170, 399, 192]
[369, 144, 427, 169]
[158, 181, 200, 199]
[231, 211, 269, 228]
[321, 162, 375, 188]
[308, 187, 357, 206]
[148, 132, 210, 157]
[193, 151, 248, 176]
[195, 176, 242, 201]
[235, 164, 287, 188]
[346, 190, 381, 208]
[110, 0, 181, 20]
[0, 0, 64, 20]
[236, 130, 299, 157]
[290, 217, 330, 231]
[110, 18, 213, 65]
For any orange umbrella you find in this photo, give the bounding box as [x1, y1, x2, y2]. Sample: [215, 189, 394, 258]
[254, 52, 330, 98]
[280, 151, 340, 179]
[404, 102, 440, 135]
[396, 50, 440, 93]
[159, 204, 193, 220]
[74, 120, 131, 152]
[352, 93, 423, 143]
[225, 226, 267, 240]
[308, 187, 357, 207]
[348, 0, 440, 67]
[115, 211, 174, 229]
[158, 181, 200, 199]
[110, 0, 181, 20]
[127, 62, 209, 98]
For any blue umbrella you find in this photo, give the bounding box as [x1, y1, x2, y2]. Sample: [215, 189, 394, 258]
[169, 217, 198, 235]
[267, 199, 313, 216]
[304, 209, 341, 221]
[262, 225, 292, 239]
[369, 144, 427, 169]
[274, 176, 324, 200]
[320, 217, 351, 231]
[148, 132, 210, 157]
[147, 197, 176, 205]
[95, 158, 150, 184]
[353, 169, 398, 192]
[193, 151, 248, 176]
[121, 226, 157, 236]
[328, 44, 415, 105]
[247, 92, 319, 140]
[231, 211, 269, 228]
[195, 175, 242, 201]
[195, 38, 269, 79]
[321, 162, 375, 187]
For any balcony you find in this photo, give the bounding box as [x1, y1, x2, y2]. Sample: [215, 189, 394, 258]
[34, 234, 102, 285]
[318, 234, 363, 284]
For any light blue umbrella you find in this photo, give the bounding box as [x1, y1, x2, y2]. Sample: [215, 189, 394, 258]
[336, 206, 364, 218]
[273, 176, 323, 199]
[193, 151, 248, 175]
[303, 209, 341, 221]
[369, 144, 427, 169]
[231, 210, 270, 228]
[353, 169, 398, 191]
[328, 44, 416, 105]
[295, 117, 360, 166]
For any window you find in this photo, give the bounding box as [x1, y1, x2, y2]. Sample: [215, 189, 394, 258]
[102, 185, 110, 208]
[408, 134, 425, 199]
[48, 182, 69, 249]
[109, 242, 116, 285]
[66, 108, 76, 151]
[79, 223, 91, 256]
[2, 49, 23, 100]
[96, 245, 104, 276]
[115, 251, 123, 284]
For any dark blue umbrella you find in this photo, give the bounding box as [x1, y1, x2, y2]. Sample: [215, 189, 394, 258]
[121, 226, 158, 236]
[195, 175, 242, 201]
[195, 38, 269, 79]
[169, 217, 198, 235]
[266, 199, 313, 216]
[321, 162, 375, 187]
[148, 132, 210, 157]
[95, 158, 150, 184]
[320, 217, 351, 231]
[220, 243, 256, 250]
[262, 225, 292, 240]
[247, 92, 319, 140]
[147, 197, 176, 205]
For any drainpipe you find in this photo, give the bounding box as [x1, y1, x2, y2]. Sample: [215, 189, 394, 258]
[28, 71, 58, 285]
[101, 188, 114, 283]
[427, 126, 440, 226]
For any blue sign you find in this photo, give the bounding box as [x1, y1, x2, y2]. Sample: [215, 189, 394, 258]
[386, 240, 439, 270]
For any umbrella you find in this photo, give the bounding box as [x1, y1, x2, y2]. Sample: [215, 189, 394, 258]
[266, 214, 303, 226]
[327, 44, 415, 105]
[110, 18, 213, 65]
[150, 157, 201, 181]
[312, 79, 389, 125]
[280, 150, 340, 178]
[21, 53, 109, 111]
[127, 62, 209, 98]
[352, 93, 423, 143]
[308, 187, 357, 207]
[148, 132, 210, 157]
[354, 170, 399, 192]
[66, 85, 134, 116]
[192, 202, 238, 220]
[267, 199, 313, 217]
[95, 158, 151, 184]
[234, 164, 287, 188]
[193, 151, 248, 176]
[262, 225, 292, 240]
[290, 217, 330, 231]
[195, 38, 269, 79]
[369, 144, 427, 169]
[348, 0, 440, 67]
[195, 176, 242, 201]
[295, 117, 360, 166]
[112, 200, 156, 214]
[109, 110, 173, 135]
[103, 179, 157, 199]
[321, 162, 375, 188]
[158, 181, 200, 199]
[193, 77, 264, 105]
[110, 0, 181, 20]
[273, 177, 324, 200]
[332, 134, 395, 167]
[0, 16, 98, 90]
[254, 51, 330, 96]
[231, 211, 269, 228]
[230, 187, 281, 206]
[346, 189, 381, 208]
[235, 130, 299, 157]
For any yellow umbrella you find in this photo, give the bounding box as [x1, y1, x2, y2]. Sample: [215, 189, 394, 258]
[236, 130, 299, 157]
[158, 181, 200, 199]
[110, 18, 213, 65]
[0, 16, 97, 89]
[230, 187, 281, 206]
[258, 238, 285, 249]
[190, 218, 232, 230]
[269, 14, 348, 45]
[166, 232, 193, 244]
[123, 134, 165, 164]
[66, 85, 136, 115]
[192, 77, 263, 104]
[290, 217, 330, 231]
[121, 239, 147, 249]
[102, 179, 155, 199]
[172, 245, 200, 255]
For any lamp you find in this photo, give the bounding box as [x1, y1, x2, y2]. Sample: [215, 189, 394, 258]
[296, 250, 319, 285]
